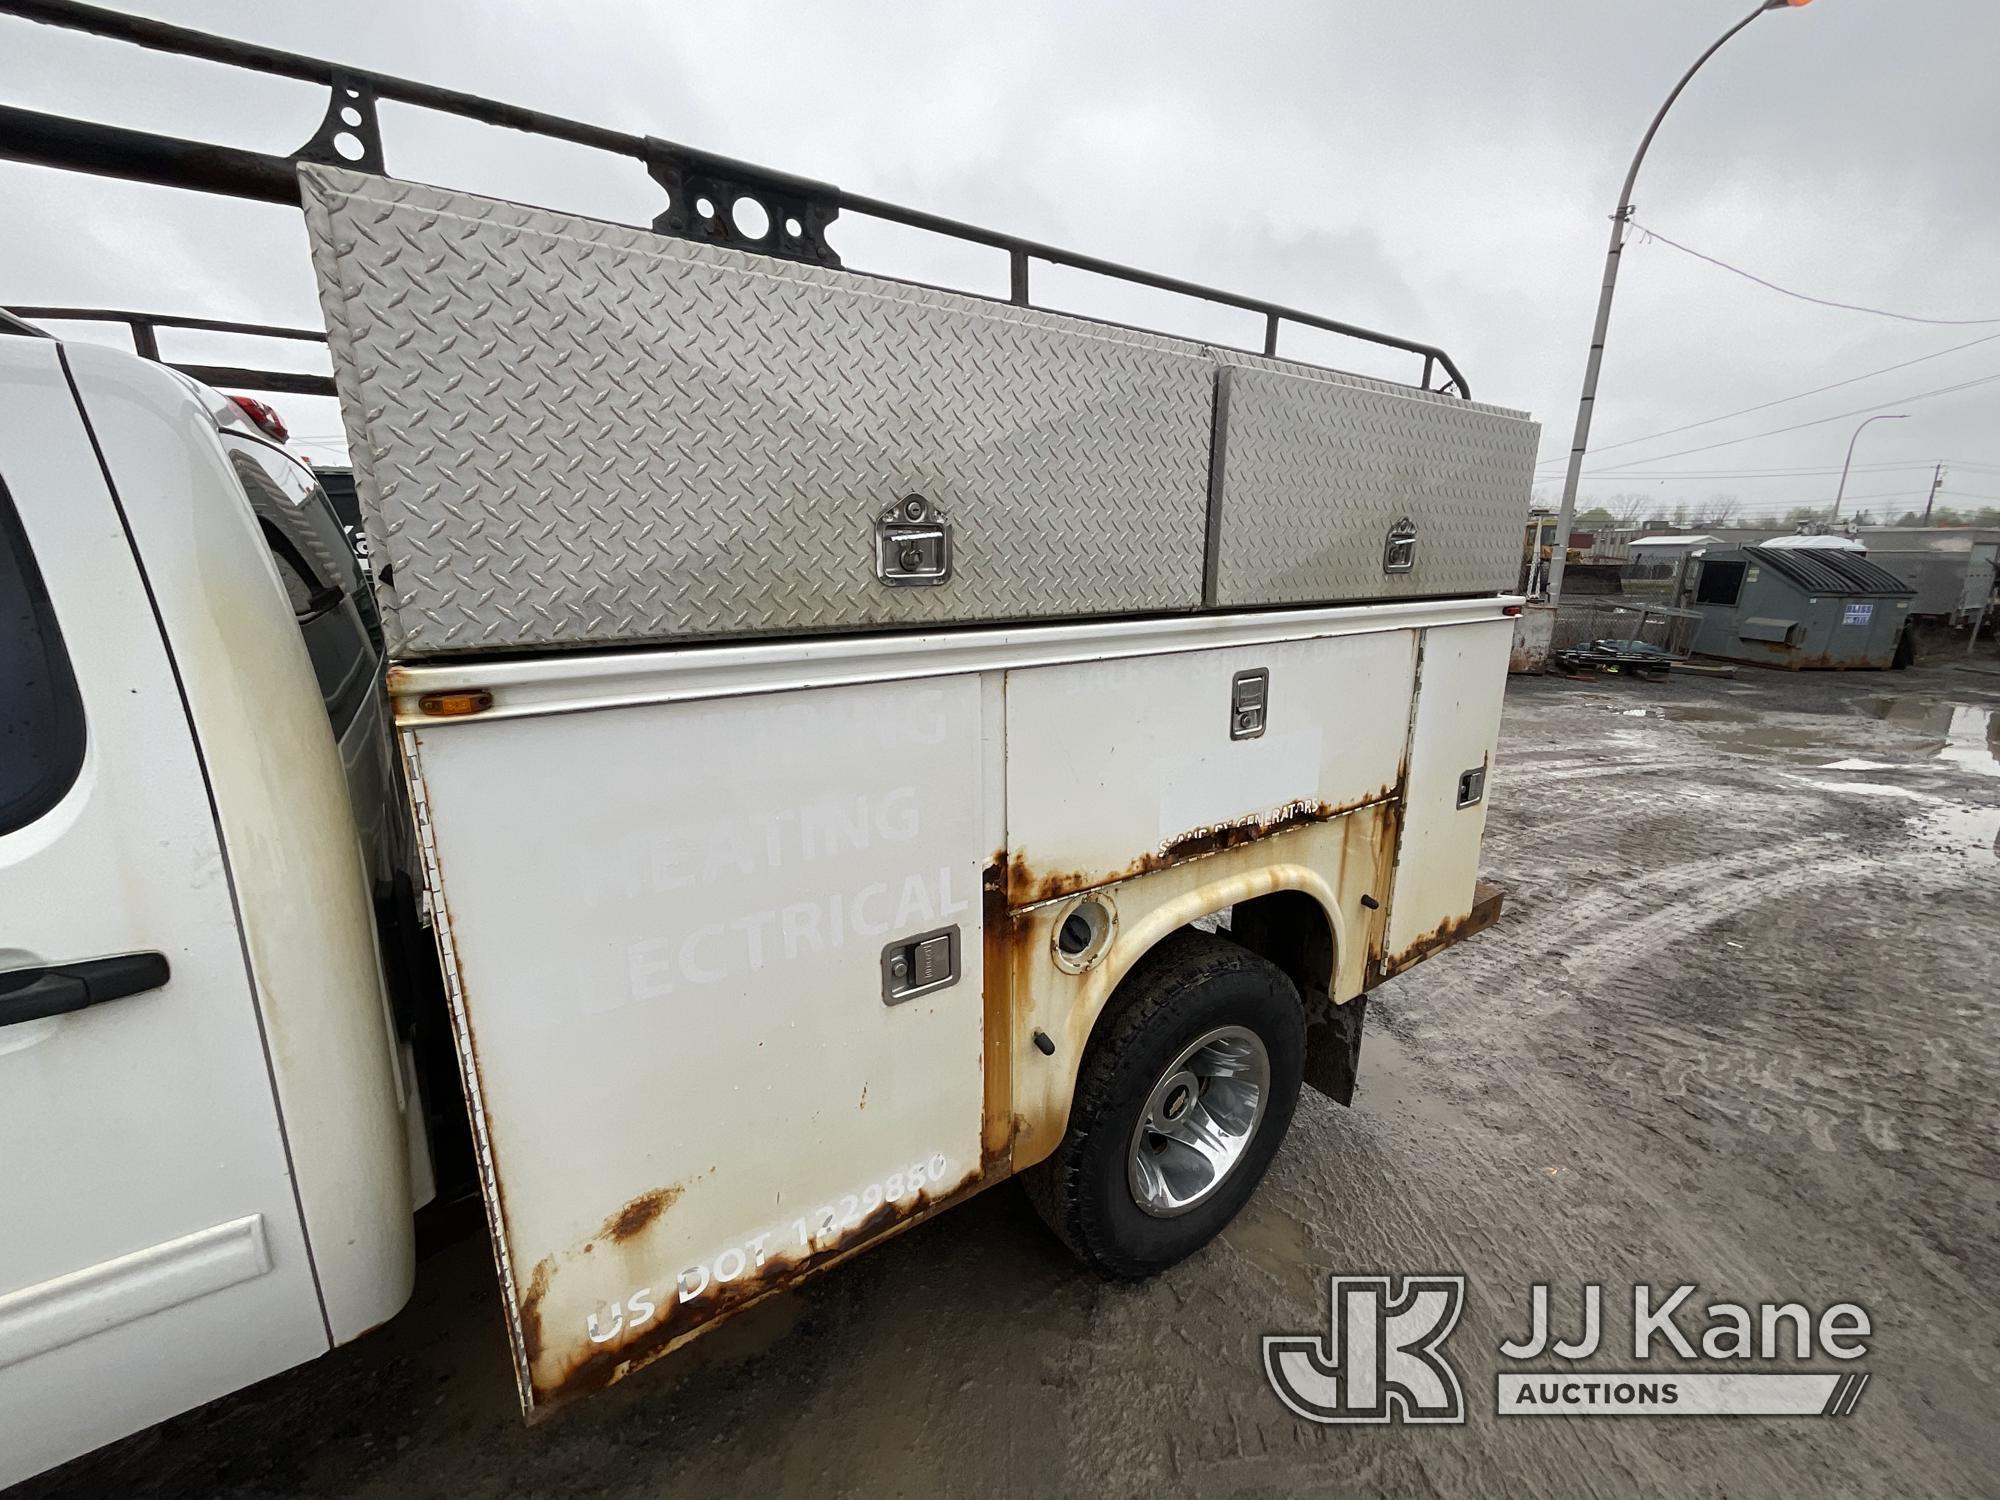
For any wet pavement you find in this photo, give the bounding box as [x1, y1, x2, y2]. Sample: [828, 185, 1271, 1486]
[15, 662, 2000, 1499]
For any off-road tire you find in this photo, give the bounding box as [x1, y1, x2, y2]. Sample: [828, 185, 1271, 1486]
[1021, 929, 1306, 1278]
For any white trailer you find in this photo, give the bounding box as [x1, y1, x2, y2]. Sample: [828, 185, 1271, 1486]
[0, 4, 1533, 1478]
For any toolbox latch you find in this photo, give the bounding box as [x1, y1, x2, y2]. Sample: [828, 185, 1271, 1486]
[877, 494, 953, 588]
[1230, 668, 1270, 740]
[1383, 516, 1419, 575]
[882, 925, 961, 1005]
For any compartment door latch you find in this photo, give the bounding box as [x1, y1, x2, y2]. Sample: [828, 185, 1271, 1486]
[877, 494, 953, 587]
[1383, 516, 1418, 574]
[1230, 668, 1269, 740]
[882, 925, 961, 1005]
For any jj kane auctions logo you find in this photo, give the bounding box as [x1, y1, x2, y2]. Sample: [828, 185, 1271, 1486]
[1265, 1277, 1873, 1423]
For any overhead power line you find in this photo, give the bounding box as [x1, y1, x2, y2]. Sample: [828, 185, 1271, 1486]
[1632, 223, 2000, 327]
[1556, 493, 1998, 523]
[1533, 330, 2000, 469]
[1739, 490, 1921, 512]
[1580, 370, 2000, 473]
[1554, 464, 1932, 484]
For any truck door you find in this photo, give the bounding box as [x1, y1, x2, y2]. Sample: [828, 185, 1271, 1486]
[0, 346, 326, 1486]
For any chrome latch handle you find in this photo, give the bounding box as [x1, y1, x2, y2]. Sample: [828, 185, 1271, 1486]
[1383, 516, 1418, 575]
[882, 925, 960, 1005]
[876, 493, 953, 587]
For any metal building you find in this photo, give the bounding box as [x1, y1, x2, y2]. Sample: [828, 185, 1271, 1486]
[1683, 544, 1915, 670]
[1853, 528, 1999, 624]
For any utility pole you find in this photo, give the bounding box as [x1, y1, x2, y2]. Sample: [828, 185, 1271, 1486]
[1548, 0, 1815, 608]
[1923, 462, 1945, 523]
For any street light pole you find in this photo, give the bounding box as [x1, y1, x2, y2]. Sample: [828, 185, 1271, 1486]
[1830, 413, 1908, 524]
[1546, 0, 1814, 607]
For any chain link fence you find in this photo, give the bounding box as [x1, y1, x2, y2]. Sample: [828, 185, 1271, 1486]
[1550, 597, 1702, 659]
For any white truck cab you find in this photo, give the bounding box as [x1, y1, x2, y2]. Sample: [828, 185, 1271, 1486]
[0, 337, 417, 1482]
[0, 5, 1532, 1483]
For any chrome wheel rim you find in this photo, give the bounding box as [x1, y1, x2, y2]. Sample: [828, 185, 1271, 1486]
[1126, 1025, 1271, 1218]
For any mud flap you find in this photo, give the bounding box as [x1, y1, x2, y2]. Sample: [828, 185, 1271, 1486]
[1301, 994, 1366, 1107]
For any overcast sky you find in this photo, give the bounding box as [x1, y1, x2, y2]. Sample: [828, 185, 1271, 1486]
[4, 0, 1996, 523]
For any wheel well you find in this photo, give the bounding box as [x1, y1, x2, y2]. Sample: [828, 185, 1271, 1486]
[1045, 884, 1352, 1172]
[1073, 888, 1334, 1071]
[1225, 889, 1335, 1003]
[1219, 890, 1362, 1106]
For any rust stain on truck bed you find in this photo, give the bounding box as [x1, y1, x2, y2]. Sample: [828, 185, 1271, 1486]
[1002, 784, 1399, 907]
[600, 1186, 682, 1243]
[1366, 879, 1505, 986]
[981, 855, 1021, 1175]
[990, 798, 1408, 1172]
[518, 1164, 988, 1414]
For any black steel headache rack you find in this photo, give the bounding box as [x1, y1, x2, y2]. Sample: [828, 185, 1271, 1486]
[1, 306, 334, 396]
[0, 0, 1472, 400]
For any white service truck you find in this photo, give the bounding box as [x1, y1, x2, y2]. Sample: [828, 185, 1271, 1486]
[0, 4, 1534, 1483]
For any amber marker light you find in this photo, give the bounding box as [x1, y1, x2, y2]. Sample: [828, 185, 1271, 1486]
[416, 690, 494, 717]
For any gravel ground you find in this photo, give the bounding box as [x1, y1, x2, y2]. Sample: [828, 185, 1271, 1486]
[16, 660, 1999, 1500]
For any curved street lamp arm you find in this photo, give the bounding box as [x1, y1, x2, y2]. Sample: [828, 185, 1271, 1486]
[1831, 413, 1909, 522]
[1615, 4, 1774, 216]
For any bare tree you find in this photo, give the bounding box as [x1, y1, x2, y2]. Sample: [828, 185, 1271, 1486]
[1607, 493, 1649, 527]
[1702, 494, 1742, 526]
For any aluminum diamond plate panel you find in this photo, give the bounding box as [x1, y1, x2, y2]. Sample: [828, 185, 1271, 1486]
[301, 167, 1214, 656]
[1209, 356, 1537, 606]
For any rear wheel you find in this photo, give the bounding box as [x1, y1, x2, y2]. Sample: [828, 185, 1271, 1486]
[1022, 930, 1305, 1278]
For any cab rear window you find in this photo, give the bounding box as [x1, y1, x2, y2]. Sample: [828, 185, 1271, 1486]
[225, 435, 379, 737]
[0, 476, 86, 835]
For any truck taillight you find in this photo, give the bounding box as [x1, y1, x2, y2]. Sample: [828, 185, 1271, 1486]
[229, 395, 289, 443]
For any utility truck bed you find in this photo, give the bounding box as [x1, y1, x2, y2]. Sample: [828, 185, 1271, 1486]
[299, 168, 1534, 1416]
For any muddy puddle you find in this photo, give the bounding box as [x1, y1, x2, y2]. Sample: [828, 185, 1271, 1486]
[1915, 801, 2000, 859]
[1795, 777, 2000, 861]
[1612, 702, 1756, 724]
[1606, 691, 2000, 774]
[1867, 700, 2000, 777]
[1352, 1022, 1482, 1137]
[1834, 697, 1999, 775]
[1221, 1198, 1316, 1293]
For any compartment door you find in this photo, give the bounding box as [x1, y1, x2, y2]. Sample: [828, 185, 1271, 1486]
[303, 166, 1213, 655]
[1003, 630, 1416, 903]
[1208, 361, 1538, 607]
[407, 676, 986, 1415]
[1383, 620, 1514, 973]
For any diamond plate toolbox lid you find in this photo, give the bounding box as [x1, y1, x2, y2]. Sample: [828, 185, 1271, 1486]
[300, 166, 1214, 656]
[1207, 357, 1538, 607]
